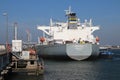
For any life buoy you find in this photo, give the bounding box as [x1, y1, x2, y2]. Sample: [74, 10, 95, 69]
[29, 49, 36, 55]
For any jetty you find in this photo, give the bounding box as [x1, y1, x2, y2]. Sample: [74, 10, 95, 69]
[0, 45, 12, 80]
[11, 40, 44, 75]
[0, 41, 44, 80]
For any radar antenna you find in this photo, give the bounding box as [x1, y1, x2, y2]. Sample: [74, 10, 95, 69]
[65, 6, 72, 15]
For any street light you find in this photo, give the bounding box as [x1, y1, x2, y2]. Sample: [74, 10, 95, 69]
[3, 12, 8, 47]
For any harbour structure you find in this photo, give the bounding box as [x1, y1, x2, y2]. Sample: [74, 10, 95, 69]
[11, 23, 44, 75]
[36, 7, 100, 60]
[11, 40, 44, 75]
[0, 45, 12, 80]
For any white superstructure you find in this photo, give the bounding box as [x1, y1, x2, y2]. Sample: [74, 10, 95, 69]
[37, 7, 99, 44]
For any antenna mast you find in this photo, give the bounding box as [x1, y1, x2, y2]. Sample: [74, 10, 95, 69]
[65, 6, 72, 15]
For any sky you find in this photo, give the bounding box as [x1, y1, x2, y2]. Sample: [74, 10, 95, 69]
[0, 0, 120, 45]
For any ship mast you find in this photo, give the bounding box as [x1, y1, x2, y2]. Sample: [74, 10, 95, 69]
[49, 18, 52, 36]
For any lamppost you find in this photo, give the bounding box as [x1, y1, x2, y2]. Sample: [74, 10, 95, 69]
[3, 12, 8, 47]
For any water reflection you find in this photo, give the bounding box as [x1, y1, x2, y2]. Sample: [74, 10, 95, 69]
[6, 58, 120, 80]
[7, 73, 44, 80]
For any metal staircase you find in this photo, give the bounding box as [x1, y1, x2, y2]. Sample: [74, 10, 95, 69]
[12, 52, 21, 59]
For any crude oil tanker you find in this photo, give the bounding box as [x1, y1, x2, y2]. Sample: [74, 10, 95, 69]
[36, 7, 100, 60]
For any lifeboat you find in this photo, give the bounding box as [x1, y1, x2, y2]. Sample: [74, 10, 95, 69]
[40, 37, 45, 43]
[96, 36, 100, 42]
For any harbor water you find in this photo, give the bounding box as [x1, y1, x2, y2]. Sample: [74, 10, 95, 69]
[7, 49, 120, 80]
